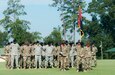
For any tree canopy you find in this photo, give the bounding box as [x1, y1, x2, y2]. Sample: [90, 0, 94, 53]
[44, 26, 62, 44]
[51, 0, 86, 42]
[0, 0, 41, 45]
[0, 0, 115, 58]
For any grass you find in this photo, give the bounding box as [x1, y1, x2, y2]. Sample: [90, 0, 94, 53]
[0, 48, 4, 56]
[0, 60, 115, 75]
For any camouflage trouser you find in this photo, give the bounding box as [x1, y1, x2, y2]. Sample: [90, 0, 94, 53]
[11, 55, 19, 69]
[6, 55, 11, 69]
[53, 55, 58, 67]
[31, 55, 35, 68]
[45, 56, 53, 68]
[70, 56, 74, 68]
[84, 57, 92, 70]
[66, 56, 69, 69]
[60, 56, 66, 70]
[76, 56, 85, 71]
[41, 55, 45, 68]
[35, 55, 41, 68]
[58, 56, 61, 68]
[92, 55, 97, 67]
[19, 55, 23, 69]
[23, 56, 31, 69]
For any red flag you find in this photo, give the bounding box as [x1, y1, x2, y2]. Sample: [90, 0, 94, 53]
[78, 6, 84, 38]
[78, 6, 82, 28]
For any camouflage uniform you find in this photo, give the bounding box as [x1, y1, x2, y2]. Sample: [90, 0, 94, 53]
[19, 44, 24, 69]
[33, 44, 42, 69]
[76, 44, 85, 72]
[30, 44, 35, 68]
[45, 44, 54, 68]
[84, 46, 92, 71]
[22, 44, 31, 69]
[41, 44, 47, 68]
[59, 44, 68, 71]
[4, 44, 11, 69]
[10, 42, 20, 69]
[66, 44, 70, 69]
[69, 44, 76, 68]
[91, 44, 98, 67]
[52, 46, 60, 67]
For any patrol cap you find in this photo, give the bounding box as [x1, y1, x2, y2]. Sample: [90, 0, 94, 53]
[36, 41, 40, 44]
[12, 39, 16, 43]
[40, 42, 43, 46]
[65, 40, 68, 45]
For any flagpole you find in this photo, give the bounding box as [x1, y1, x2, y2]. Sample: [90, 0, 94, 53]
[74, 21, 76, 44]
[72, 0, 76, 45]
[100, 41, 103, 59]
[78, 0, 82, 42]
[80, 31, 82, 42]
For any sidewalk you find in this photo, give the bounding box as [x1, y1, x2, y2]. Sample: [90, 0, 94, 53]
[0, 56, 6, 62]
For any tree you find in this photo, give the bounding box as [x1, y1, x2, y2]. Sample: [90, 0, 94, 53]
[85, 0, 115, 58]
[0, 0, 41, 44]
[51, 0, 86, 43]
[0, 31, 8, 47]
[44, 26, 62, 44]
[31, 32, 42, 42]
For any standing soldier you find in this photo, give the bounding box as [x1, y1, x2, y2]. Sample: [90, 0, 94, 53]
[33, 41, 42, 69]
[69, 43, 76, 68]
[84, 42, 92, 71]
[45, 43, 54, 68]
[10, 40, 20, 69]
[19, 42, 24, 69]
[66, 42, 70, 69]
[30, 43, 35, 68]
[4, 42, 11, 69]
[22, 42, 31, 69]
[52, 43, 60, 68]
[75, 42, 85, 72]
[41, 42, 47, 68]
[91, 43, 98, 67]
[59, 42, 68, 71]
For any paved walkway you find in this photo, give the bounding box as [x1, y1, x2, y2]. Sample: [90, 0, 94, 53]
[0, 56, 6, 62]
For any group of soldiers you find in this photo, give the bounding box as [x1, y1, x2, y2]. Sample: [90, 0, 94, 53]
[4, 40, 98, 72]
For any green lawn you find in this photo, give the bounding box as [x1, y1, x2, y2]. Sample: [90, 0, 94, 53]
[0, 60, 115, 75]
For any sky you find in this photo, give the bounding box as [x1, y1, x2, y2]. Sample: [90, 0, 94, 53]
[0, 0, 92, 42]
